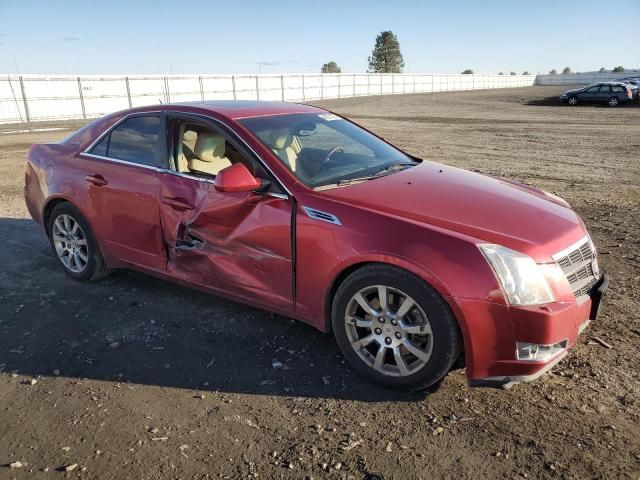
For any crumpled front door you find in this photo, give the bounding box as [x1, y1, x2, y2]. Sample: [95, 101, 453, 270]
[158, 172, 293, 311]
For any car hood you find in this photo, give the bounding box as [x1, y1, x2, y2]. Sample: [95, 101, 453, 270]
[561, 88, 581, 94]
[321, 161, 586, 261]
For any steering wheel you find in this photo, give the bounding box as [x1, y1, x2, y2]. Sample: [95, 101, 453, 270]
[316, 146, 344, 175]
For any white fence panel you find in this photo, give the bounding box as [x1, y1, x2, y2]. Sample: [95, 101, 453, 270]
[535, 72, 638, 85]
[128, 77, 166, 108]
[233, 75, 258, 100]
[0, 77, 28, 123]
[81, 77, 129, 117]
[283, 75, 303, 102]
[166, 76, 201, 103]
[23, 77, 82, 121]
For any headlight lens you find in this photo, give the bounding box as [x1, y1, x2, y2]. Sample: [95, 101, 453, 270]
[479, 244, 555, 305]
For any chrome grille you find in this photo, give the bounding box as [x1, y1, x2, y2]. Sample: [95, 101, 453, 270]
[553, 237, 599, 298]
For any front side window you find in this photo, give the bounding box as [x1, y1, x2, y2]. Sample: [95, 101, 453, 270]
[172, 120, 268, 180]
[89, 115, 160, 166]
[239, 113, 416, 189]
[584, 85, 600, 93]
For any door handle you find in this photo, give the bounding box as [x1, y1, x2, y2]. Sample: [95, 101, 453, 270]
[161, 196, 195, 211]
[86, 174, 108, 186]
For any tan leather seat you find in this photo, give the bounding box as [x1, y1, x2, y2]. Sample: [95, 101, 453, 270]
[177, 128, 198, 173]
[188, 132, 232, 176]
[270, 128, 300, 172]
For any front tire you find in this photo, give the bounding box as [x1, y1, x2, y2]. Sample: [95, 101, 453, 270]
[47, 202, 112, 281]
[331, 264, 461, 391]
[568, 96, 578, 106]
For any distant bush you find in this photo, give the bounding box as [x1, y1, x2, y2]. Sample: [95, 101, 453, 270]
[598, 67, 606, 73]
[510, 71, 516, 75]
[612, 66, 625, 73]
[498, 72, 504, 75]
[549, 69, 558, 75]
[321, 61, 341, 73]
[461, 69, 474, 74]
[522, 71, 530, 75]
[562, 67, 572, 74]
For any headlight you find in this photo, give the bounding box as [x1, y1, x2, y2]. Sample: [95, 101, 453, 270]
[478, 244, 555, 305]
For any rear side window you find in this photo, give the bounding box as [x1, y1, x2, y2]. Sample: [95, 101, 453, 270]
[598, 85, 611, 93]
[611, 85, 626, 92]
[89, 115, 160, 166]
[91, 135, 109, 156]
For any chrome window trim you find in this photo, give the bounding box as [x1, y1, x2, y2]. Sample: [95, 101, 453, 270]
[157, 169, 289, 199]
[264, 192, 289, 200]
[158, 168, 216, 184]
[80, 152, 162, 172]
[551, 235, 590, 261]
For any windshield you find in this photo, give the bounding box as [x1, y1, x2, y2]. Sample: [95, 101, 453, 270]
[238, 113, 416, 189]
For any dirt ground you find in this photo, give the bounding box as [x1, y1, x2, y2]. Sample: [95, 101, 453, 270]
[1, 86, 639, 479]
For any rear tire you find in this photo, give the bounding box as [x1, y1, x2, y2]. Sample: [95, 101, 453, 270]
[607, 96, 619, 107]
[331, 264, 461, 391]
[47, 202, 112, 281]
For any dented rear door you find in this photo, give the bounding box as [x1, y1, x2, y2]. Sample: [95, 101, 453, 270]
[158, 172, 294, 311]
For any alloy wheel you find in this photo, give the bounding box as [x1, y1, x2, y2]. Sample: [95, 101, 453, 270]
[52, 214, 89, 273]
[608, 97, 618, 107]
[344, 285, 433, 377]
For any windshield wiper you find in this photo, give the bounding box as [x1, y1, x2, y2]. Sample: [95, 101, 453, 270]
[314, 161, 417, 190]
[376, 161, 416, 174]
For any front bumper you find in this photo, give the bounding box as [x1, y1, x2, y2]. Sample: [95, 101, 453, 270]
[449, 273, 608, 389]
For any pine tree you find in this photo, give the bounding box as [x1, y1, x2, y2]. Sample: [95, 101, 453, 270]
[368, 31, 405, 73]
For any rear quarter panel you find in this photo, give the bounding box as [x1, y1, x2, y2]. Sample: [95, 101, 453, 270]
[25, 142, 84, 229]
[24, 113, 125, 254]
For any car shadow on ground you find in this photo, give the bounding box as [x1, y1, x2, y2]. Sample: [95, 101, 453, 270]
[0, 217, 441, 403]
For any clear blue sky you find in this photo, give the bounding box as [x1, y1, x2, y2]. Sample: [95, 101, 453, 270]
[1, 0, 638, 75]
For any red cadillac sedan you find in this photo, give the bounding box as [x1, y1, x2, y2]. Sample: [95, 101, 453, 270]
[24, 101, 607, 390]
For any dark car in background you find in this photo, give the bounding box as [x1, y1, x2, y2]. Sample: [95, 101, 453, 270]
[559, 82, 634, 107]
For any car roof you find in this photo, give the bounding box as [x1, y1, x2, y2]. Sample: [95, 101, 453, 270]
[162, 100, 325, 120]
[585, 81, 629, 86]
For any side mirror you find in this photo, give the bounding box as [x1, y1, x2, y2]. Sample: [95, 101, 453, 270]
[214, 163, 261, 193]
